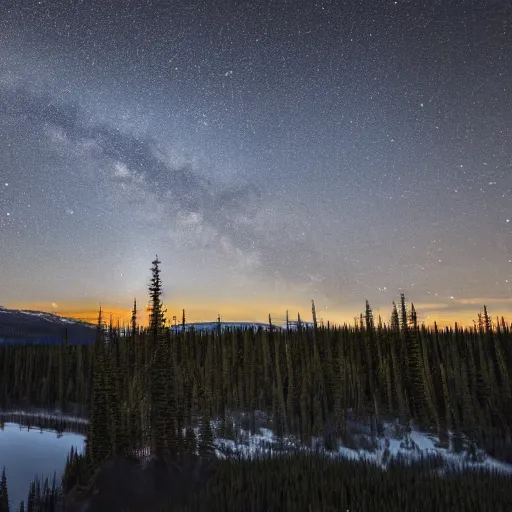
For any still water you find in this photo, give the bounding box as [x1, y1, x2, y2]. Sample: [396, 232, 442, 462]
[0, 420, 85, 509]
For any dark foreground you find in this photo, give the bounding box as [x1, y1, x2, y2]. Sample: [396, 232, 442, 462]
[10, 451, 507, 511]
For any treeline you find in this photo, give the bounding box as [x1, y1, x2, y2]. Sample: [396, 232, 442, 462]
[0, 413, 87, 436]
[1, 256, 512, 509]
[2, 258, 511, 463]
[0, 468, 60, 512]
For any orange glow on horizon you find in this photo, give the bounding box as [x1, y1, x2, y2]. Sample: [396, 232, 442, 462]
[7, 299, 511, 330]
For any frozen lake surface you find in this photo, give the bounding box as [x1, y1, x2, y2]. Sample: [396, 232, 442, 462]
[0, 420, 84, 509]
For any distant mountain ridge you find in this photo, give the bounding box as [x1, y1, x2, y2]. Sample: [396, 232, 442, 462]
[170, 320, 314, 332]
[0, 307, 314, 344]
[0, 306, 96, 344]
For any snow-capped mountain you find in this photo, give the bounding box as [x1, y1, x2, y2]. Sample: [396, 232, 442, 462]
[170, 321, 277, 333]
[0, 306, 96, 344]
[169, 321, 314, 333]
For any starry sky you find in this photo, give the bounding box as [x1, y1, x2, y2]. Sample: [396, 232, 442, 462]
[0, 0, 511, 327]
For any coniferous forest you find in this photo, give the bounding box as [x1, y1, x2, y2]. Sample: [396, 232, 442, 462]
[1, 257, 512, 510]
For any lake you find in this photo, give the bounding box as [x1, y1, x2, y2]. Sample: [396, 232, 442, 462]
[0, 417, 85, 509]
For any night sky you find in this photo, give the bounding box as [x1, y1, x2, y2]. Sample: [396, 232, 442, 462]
[1, 0, 511, 326]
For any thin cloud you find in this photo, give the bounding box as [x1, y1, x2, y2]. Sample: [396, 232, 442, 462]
[453, 297, 512, 305]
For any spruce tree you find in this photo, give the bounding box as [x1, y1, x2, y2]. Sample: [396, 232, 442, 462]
[0, 467, 9, 512]
[408, 302, 427, 423]
[199, 414, 214, 456]
[311, 300, 318, 331]
[26, 482, 34, 512]
[148, 256, 172, 457]
[88, 307, 111, 467]
[131, 299, 137, 337]
[184, 426, 197, 453]
[58, 329, 68, 411]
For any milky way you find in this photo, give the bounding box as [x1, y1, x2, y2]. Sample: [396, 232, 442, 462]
[0, 1, 511, 325]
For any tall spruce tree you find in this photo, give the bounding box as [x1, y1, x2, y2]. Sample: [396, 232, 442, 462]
[131, 299, 137, 337]
[148, 256, 172, 456]
[311, 300, 318, 331]
[88, 307, 111, 467]
[408, 303, 427, 423]
[58, 328, 68, 411]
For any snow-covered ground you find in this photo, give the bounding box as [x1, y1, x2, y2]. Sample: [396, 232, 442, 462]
[3, 409, 511, 475]
[205, 417, 512, 475]
[0, 409, 89, 425]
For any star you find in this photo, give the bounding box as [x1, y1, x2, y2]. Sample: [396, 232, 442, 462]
[0, 0, 509, 329]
